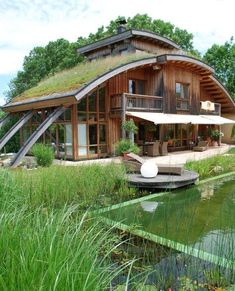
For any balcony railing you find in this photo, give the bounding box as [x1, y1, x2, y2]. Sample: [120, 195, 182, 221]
[200, 102, 221, 115]
[110, 93, 163, 112]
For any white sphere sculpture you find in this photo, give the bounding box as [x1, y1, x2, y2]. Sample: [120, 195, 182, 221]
[140, 160, 158, 178]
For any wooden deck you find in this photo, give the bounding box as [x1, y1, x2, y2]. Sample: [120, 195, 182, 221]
[127, 170, 199, 189]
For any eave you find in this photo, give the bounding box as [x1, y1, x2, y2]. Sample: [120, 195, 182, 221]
[77, 29, 181, 55]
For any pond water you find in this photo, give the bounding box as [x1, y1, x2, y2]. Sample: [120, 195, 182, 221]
[101, 175, 235, 268]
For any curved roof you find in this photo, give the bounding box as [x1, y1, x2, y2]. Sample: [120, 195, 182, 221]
[201, 75, 235, 113]
[8, 52, 154, 106]
[3, 53, 234, 114]
[77, 29, 181, 55]
[74, 54, 216, 102]
[157, 54, 215, 75]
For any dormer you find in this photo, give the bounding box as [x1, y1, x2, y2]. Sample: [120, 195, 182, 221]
[77, 25, 185, 61]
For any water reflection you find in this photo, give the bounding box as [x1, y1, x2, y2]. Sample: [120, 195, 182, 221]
[200, 185, 214, 200]
[140, 201, 160, 213]
[102, 176, 235, 260]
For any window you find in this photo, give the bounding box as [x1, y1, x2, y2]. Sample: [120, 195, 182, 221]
[176, 82, 189, 110]
[128, 79, 145, 95]
[77, 86, 107, 158]
[165, 124, 195, 148]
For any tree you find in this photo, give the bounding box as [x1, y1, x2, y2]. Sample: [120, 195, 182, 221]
[6, 14, 196, 101]
[90, 14, 195, 52]
[203, 38, 235, 98]
[0, 109, 5, 119]
[0, 114, 20, 153]
[6, 39, 83, 101]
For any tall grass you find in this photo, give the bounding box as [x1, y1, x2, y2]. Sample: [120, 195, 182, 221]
[13, 163, 137, 210]
[0, 206, 133, 290]
[0, 166, 139, 290]
[185, 154, 235, 179]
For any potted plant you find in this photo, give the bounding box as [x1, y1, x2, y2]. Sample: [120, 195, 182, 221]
[115, 138, 139, 158]
[122, 119, 138, 144]
[210, 129, 224, 146]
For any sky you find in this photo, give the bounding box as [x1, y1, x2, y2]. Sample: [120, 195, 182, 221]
[0, 0, 234, 106]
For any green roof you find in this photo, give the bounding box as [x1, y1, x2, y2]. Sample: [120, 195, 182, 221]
[13, 52, 153, 103]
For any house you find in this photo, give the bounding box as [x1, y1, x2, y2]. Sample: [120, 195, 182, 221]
[1, 23, 235, 166]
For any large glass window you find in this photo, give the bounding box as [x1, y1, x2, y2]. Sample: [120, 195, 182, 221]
[176, 82, 189, 110]
[99, 87, 106, 112]
[21, 108, 73, 160]
[77, 86, 107, 158]
[78, 124, 87, 156]
[165, 124, 195, 149]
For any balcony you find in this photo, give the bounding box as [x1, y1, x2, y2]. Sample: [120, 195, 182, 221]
[200, 102, 221, 115]
[110, 93, 163, 113]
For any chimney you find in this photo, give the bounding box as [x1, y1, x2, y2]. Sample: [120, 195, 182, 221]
[116, 18, 127, 34]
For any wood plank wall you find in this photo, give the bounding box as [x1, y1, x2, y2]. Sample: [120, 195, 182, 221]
[162, 64, 201, 114]
[200, 86, 215, 102]
[130, 39, 182, 55]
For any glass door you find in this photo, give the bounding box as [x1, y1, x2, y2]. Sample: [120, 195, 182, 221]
[78, 124, 88, 156]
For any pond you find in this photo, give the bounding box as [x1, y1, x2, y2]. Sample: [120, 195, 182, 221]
[100, 174, 235, 269]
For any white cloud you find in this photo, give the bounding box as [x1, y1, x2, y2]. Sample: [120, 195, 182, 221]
[0, 49, 25, 74]
[1, 0, 234, 68]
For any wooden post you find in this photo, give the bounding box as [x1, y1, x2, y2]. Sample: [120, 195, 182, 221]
[11, 107, 66, 168]
[121, 93, 126, 139]
[219, 124, 221, 146]
[0, 111, 33, 151]
[72, 104, 78, 160]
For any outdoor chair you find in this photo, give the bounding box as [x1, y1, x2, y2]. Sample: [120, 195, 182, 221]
[122, 160, 142, 173]
[147, 140, 160, 157]
[126, 152, 184, 175]
[193, 141, 208, 152]
[160, 141, 168, 156]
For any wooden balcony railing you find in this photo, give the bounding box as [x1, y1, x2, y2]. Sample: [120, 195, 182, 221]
[200, 102, 221, 115]
[110, 93, 163, 112]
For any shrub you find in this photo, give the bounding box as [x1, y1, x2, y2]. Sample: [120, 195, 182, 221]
[32, 143, 54, 167]
[115, 139, 140, 156]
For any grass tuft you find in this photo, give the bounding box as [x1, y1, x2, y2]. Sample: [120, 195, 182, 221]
[185, 154, 235, 179]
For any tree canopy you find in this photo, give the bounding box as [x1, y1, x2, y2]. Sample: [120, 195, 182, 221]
[203, 38, 235, 98]
[6, 14, 195, 101]
[5, 13, 234, 101]
[7, 39, 82, 100]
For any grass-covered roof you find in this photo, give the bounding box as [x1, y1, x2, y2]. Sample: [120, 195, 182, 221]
[12, 52, 153, 103]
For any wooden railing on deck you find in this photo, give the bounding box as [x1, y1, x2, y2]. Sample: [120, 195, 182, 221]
[110, 93, 163, 112]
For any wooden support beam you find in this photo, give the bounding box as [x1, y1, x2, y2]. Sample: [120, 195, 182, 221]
[0, 113, 11, 129]
[121, 93, 126, 139]
[11, 107, 66, 168]
[72, 104, 78, 160]
[0, 111, 33, 151]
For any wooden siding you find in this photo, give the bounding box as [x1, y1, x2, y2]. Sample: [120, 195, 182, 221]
[142, 68, 163, 97]
[108, 118, 120, 154]
[191, 73, 201, 114]
[200, 86, 215, 102]
[162, 64, 201, 114]
[131, 39, 182, 55]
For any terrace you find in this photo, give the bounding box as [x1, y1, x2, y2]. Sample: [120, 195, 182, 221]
[110, 93, 163, 114]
